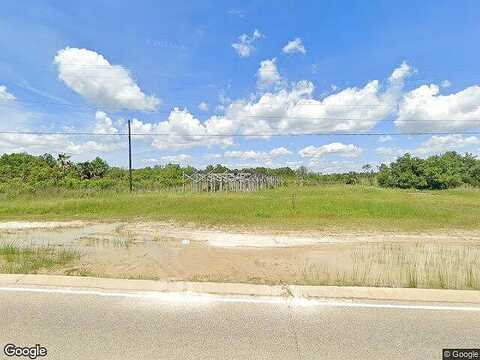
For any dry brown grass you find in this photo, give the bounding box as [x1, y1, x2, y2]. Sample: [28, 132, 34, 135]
[299, 243, 480, 289]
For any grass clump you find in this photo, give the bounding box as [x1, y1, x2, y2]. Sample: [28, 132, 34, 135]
[0, 244, 79, 274]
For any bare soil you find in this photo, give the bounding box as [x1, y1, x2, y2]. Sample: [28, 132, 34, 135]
[1, 221, 479, 286]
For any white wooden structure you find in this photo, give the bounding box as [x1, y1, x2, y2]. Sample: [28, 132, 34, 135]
[182, 171, 281, 192]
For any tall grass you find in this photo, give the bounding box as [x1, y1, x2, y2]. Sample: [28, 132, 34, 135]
[0, 244, 79, 274]
[300, 243, 480, 290]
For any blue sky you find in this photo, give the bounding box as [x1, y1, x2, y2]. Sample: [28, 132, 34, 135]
[1, 1, 480, 172]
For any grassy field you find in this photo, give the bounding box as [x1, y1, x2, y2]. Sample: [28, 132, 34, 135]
[0, 185, 479, 231]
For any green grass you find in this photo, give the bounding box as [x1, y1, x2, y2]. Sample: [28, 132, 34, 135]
[0, 244, 79, 274]
[0, 185, 479, 231]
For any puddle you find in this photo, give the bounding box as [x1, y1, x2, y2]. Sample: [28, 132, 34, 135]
[0, 223, 121, 249]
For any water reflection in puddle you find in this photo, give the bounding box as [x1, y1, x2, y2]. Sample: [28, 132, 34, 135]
[0, 223, 193, 255]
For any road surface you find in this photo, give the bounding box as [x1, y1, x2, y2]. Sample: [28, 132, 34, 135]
[0, 286, 479, 359]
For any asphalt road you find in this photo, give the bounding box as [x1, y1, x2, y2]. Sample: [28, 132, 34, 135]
[0, 287, 479, 360]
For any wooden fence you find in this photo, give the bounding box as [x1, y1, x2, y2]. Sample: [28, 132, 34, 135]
[182, 171, 281, 192]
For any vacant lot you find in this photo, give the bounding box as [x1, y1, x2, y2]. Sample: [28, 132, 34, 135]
[1, 185, 479, 290]
[0, 220, 479, 290]
[1, 185, 480, 231]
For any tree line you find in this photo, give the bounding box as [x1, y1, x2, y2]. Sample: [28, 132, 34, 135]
[0, 151, 479, 196]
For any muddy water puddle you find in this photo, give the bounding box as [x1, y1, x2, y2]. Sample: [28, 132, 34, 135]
[0, 223, 196, 251]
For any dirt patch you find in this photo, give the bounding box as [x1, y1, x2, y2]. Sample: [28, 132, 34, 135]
[0, 221, 87, 231]
[1, 221, 480, 289]
[118, 222, 480, 248]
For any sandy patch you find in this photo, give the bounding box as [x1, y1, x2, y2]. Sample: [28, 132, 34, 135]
[1, 220, 480, 288]
[0, 221, 87, 230]
[119, 222, 480, 248]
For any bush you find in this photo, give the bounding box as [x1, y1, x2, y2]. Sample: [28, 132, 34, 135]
[378, 152, 480, 190]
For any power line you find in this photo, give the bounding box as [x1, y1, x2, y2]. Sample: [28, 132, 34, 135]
[0, 99, 396, 111]
[1, 130, 480, 137]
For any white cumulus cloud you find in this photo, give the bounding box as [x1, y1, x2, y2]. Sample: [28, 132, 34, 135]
[223, 147, 292, 166]
[54, 47, 160, 111]
[225, 147, 291, 160]
[388, 61, 414, 83]
[118, 108, 233, 150]
[415, 134, 480, 156]
[375, 146, 406, 159]
[256, 58, 282, 89]
[299, 143, 362, 158]
[396, 84, 480, 131]
[161, 154, 192, 163]
[378, 135, 392, 143]
[376, 135, 480, 159]
[282, 38, 306, 55]
[441, 80, 451, 88]
[0, 86, 15, 102]
[94, 111, 120, 135]
[232, 29, 263, 57]
[0, 133, 120, 156]
[206, 62, 411, 138]
[198, 101, 209, 112]
[269, 146, 291, 156]
[307, 159, 364, 174]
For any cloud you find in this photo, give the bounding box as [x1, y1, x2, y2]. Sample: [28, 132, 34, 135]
[225, 147, 291, 160]
[3, 61, 418, 157]
[378, 135, 392, 143]
[376, 135, 480, 160]
[299, 143, 362, 158]
[152, 109, 233, 149]
[415, 134, 480, 156]
[0, 111, 125, 156]
[160, 154, 192, 163]
[198, 101, 209, 112]
[396, 83, 480, 131]
[232, 29, 263, 57]
[0, 85, 15, 102]
[0, 86, 31, 130]
[206, 62, 411, 138]
[441, 80, 451, 88]
[54, 47, 160, 111]
[118, 108, 233, 150]
[0, 90, 122, 157]
[269, 146, 291, 156]
[256, 58, 282, 89]
[375, 146, 406, 159]
[388, 61, 414, 83]
[223, 147, 291, 166]
[94, 111, 120, 134]
[0, 133, 120, 156]
[307, 159, 364, 174]
[282, 38, 306, 55]
[142, 158, 159, 164]
[90, 111, 124, 152]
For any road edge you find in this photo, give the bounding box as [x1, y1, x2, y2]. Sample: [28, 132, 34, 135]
[1, 274, 480, 303]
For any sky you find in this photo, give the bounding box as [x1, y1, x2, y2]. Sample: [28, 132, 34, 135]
[1, 0, 480, 172]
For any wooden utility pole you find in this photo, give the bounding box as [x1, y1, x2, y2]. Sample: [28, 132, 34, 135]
[128, 119, 133, 192]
